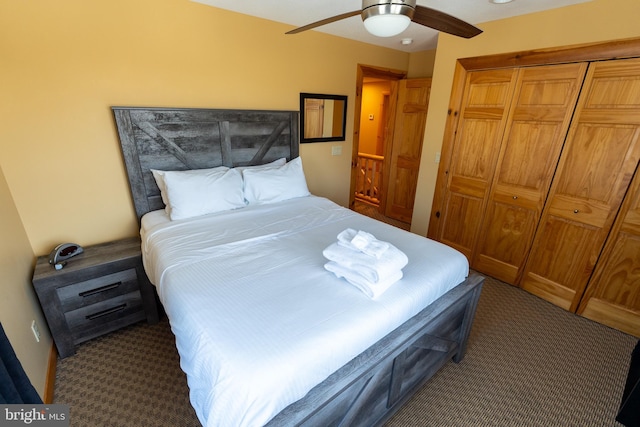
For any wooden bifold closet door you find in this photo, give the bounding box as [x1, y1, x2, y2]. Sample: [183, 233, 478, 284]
[435, 63, 588, 281]
[435, 68, 518, 261]
[431, 56, 640, 336]
[520, 57, 640, 313]
[473, 63, 587, 284]
[577, 161, 640, 337]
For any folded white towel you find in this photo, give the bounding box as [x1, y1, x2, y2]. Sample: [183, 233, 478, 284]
[322, 242, 408, 284]
[337, 228, 389, 259]
[324, 261, 403, 299]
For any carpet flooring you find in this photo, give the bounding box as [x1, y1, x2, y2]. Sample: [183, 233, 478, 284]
[53, 273, 636, 426]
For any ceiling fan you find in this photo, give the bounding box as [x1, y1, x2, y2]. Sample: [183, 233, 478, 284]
[286, 0, 482, 39]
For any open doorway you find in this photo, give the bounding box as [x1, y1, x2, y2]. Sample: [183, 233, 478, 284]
[349, 65, 406, 228]
[356, 79, 391, 204]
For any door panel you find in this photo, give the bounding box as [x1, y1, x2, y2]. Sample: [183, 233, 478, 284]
[303, 99, 324, 138]
[440, 193, 484, 253]
[473, 63, 588, 284]
[437, 69, 518, 259]
[385, 78, 431, 223]
[577, 155, 640, 337]
[521, 58, 640, 311]
[474, 201, 536, 279]
[523, 216, 599, 310]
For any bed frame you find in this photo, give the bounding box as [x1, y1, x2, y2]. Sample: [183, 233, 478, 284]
[112, 106, 484, 427]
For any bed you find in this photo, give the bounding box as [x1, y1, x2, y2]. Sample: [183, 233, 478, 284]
[113, 106, 484, 427]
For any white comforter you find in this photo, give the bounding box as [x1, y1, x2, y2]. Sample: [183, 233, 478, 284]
[140, 196, 468, 427]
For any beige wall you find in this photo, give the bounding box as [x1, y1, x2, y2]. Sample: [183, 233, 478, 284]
[0, 0, 410, 256]
[0, 0, 410, 395]
[407, 49, 436, 78]
[360, 81, 392, 155]
[411, 0, 640, 235]
[0, 168, 52, 398]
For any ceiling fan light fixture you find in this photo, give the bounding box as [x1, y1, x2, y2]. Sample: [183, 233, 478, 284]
[362, 0, 415, 38]
[286, 0, 481, 40]
[363, 14, 411, 37]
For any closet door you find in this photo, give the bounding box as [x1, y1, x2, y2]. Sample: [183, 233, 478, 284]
[521, 57, 640, 311]
[577, 164, 640, 337]
[437, 69, 518, 260]
[472, 63, 588, 285]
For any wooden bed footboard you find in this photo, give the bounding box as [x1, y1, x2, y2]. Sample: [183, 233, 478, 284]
[265, 272, 484, 427]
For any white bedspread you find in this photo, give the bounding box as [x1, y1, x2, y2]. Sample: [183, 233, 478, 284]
[140, 196, 468, 427]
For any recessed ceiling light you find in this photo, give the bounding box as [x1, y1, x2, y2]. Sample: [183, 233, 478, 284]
[401, 38, 413, 45]
[490, 0, 514, 4]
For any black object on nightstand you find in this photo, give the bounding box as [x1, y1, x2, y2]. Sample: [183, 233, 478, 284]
[32, 237, 159, 358]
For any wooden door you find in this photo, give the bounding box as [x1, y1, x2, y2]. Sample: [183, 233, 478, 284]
[384, 78, 431, 223]
[304, 98, 324, 138]
[521, 58, 640, 311]
[436, 69, 518, 260]
[472, 63, 588, 284]
[577, 161, 640, 337]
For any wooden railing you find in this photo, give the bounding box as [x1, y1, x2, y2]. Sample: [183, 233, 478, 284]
[355, 153, 383, 205]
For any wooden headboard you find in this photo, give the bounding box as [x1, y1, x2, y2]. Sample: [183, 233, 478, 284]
[112, 107, 299, 221]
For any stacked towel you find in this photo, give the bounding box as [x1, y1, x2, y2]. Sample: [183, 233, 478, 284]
[323, 228, 408, 298]
[337, 228, 389, 258]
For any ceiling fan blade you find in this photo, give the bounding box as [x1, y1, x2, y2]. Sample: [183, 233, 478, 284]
[413, 5, 482, 39]
[286, 10, 361, 34]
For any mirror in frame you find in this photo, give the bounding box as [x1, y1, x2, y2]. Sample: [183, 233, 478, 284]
[300, 93, 348, 143]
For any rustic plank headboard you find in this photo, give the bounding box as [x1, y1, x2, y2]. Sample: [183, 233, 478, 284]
[112, 107, 299, 221]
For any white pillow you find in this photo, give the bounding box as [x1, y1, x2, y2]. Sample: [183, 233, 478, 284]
[151, 166, 228, 206]
[161, 168, 245, 220]
[242, 157, 310, 205]
[233, 157, 286, 173]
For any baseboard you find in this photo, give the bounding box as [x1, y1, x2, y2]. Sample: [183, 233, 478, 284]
[43, 343, 57, 404]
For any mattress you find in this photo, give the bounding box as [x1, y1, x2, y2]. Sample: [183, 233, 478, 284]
[140, 195, 469, 427]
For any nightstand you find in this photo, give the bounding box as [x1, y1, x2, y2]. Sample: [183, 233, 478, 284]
[32, 237, 159, 358]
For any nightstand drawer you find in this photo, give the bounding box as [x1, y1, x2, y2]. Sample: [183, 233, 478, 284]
[64, 290, 146, 344]
[56, 268, 139, 312]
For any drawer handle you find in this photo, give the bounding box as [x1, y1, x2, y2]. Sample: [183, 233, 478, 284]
[85, 304, 127, 320]
[79, 281, 122, 297]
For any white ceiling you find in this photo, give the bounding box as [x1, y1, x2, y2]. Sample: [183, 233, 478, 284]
[192, 0, 592, 52]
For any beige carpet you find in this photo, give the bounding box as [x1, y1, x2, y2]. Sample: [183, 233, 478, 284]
[386, 274, 636, 427]
[53, 273, 636, 426]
